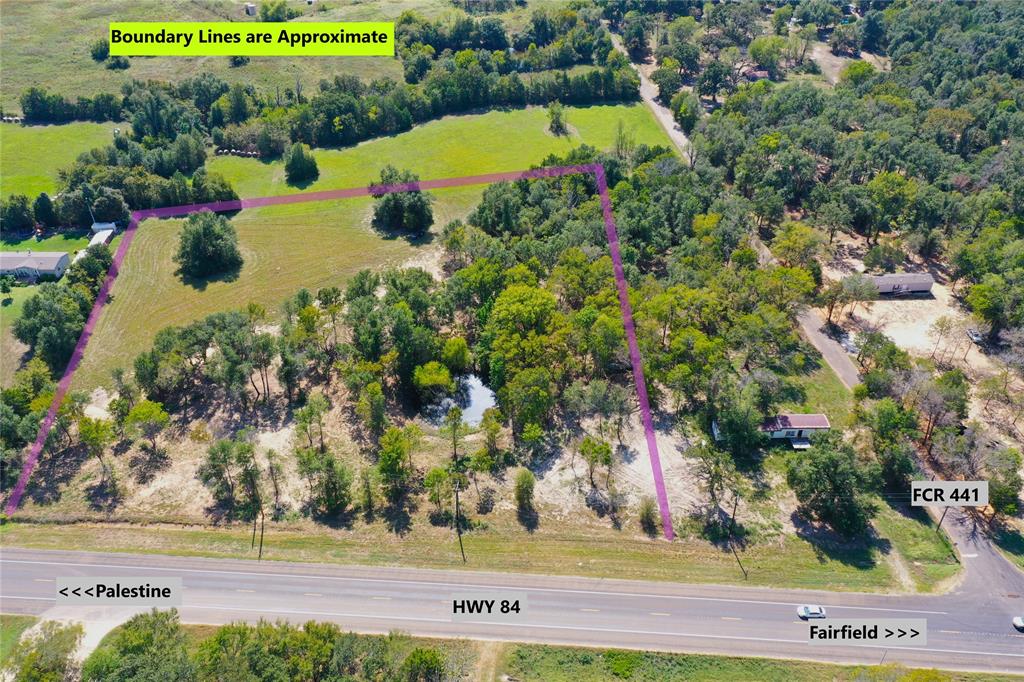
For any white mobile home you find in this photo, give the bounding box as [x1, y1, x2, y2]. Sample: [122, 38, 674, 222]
[869, 273, 934, 296]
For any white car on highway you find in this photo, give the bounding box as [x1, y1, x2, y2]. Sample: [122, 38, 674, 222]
[797, 605, 827, 620]
[1014, 616, 1024, 632]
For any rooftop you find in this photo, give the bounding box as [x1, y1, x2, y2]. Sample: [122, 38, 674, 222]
[0, 251, 69, 270]
[868, 273, 935, 286]
[760, 413, 831, 431]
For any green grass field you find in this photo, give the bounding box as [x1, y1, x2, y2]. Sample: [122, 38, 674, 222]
[0, 0, 458, 111]
[0, 518, 897, 592]
[0, 122, 118, 198]
[0, 615, 37, 663]
[73, 104, 670, 390]
[501, 644, 1015, 682]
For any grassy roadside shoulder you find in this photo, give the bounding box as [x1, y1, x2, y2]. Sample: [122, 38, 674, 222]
[1, 518, 901, 592]
[993, 521, 1024, 571]
[872, 502, 961, 592]
[498, 643, 1018, 682]
[0, 615, 37, 663]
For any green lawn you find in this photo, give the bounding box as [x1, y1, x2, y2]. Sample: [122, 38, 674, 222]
[872, 502, 960, 592]
[73, 104, 670, 390]
[0, 229, 124, 254]
[1, 284, 39, 385]
[501, 644, 1016, 682]
[0, 122, 117, 198]
[780, 364, 855, 428]
[0, 615, 37, 663]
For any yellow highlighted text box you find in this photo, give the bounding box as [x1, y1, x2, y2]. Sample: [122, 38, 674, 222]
[109, 22, 394, 56]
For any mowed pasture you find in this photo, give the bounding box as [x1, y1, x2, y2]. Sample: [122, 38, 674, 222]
[0, 122, 118, 198]
[0, 0, 453, 111]
[73, 104, 671, 389]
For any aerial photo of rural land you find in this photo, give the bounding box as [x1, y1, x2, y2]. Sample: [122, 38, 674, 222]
[1, 0, 1023, 680]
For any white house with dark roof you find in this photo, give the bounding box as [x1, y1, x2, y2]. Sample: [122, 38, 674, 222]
[712, 412, 830, 450]
[0, 251, 71, 280]
[760, 413, 831, 449]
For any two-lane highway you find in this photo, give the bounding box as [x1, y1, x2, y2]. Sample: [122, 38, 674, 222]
[2, 549, 1022, 674]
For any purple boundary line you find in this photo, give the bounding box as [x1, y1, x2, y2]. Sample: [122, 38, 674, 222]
[4, 215, 141, 517]
[4, 163, 676, 540]
[594, 166, 675, 541]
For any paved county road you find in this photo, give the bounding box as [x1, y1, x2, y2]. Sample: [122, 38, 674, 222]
[2, 549, 1023, 675]
[749, 234, 862, 388]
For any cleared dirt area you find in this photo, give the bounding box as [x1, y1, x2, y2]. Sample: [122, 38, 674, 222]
[821, 233, 1023, 448]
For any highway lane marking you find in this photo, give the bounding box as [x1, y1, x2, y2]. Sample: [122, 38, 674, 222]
[580, 608, 600, 613]
[168, 601, 1024, 660]
[236, 589, 255, 593]
[941, 630, 962, 634]
[33, 578, 53, 582]
[0, 559, 948, 615]
[721, 617, 741, 621]
[962, 553, 979, 558]
[304, 593, 323, 597]
[372, 597, 391, 601]
[649, 612, 671, 617]
[1, 594, 1020, 661]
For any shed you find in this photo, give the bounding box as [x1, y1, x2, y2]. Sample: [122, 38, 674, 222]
[74, 230, 115, 263]
[869, 273, 934, 295]
[244, 2, 257, 15]
[91, 221, 117, 234]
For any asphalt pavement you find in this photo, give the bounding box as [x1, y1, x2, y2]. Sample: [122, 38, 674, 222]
[2, 548, 1022, 675]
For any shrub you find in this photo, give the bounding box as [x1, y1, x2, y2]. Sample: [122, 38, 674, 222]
[106, 55, 130, 70]
[638, 495, 659, 536]
[90, 38, 110, 61]
[284, 142, 319, 184]
[514, 468, 534, 511]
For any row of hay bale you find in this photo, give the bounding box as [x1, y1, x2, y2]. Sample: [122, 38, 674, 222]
[215, 148, 260, 157]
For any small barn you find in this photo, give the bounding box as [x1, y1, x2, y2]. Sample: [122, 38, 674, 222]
[74, 229, 115, 263]
[91, 221, 117, 234]
[760, 413, 830, 449]
[869, 273, 934, 296]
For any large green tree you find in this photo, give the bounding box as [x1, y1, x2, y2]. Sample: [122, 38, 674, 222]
[371, 166, 434, 236]
[173, 210, 243, 278]
[787, 433, 876, 537]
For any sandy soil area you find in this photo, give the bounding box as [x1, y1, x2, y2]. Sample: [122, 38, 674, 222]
[821, 233, 1022, 448]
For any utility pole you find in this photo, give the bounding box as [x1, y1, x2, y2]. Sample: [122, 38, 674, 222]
[936, 506, 949, 534]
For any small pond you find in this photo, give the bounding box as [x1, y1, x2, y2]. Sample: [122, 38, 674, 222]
[422, 374, 496, 427]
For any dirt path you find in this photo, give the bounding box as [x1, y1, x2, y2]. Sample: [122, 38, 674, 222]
[608, 29, 691, 159]
[472, 640, 506, 681]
